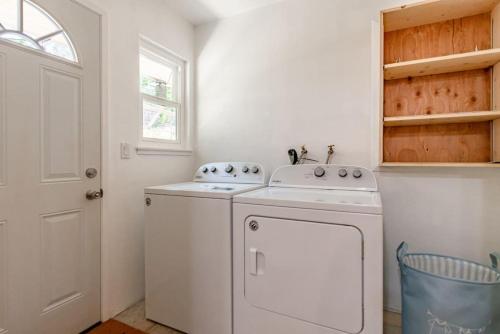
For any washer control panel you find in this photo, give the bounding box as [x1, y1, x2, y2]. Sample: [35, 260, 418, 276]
[194, 162, 266, 184]
[269, 164, 377, 191]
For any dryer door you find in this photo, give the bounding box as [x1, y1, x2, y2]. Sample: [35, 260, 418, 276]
[244, 216, 363, 334]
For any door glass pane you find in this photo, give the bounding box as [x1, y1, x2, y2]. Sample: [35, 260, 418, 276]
[39, 32, 76, 61]
[140, 54, 176, 101]
[0, 0, 19, 30]
[143, 100, 177, 141]
[23, 0, 60, 39]
[0, 31, 40, 49]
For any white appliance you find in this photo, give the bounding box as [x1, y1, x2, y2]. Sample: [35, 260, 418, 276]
[232, 164, 383, 334]
[144, 162, 266, 334]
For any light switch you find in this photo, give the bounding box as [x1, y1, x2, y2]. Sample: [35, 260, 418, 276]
[121, 143, 132, 159]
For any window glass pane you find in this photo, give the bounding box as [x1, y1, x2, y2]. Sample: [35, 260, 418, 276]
[143, 100, 177, 141]
[39, 32, 76, 61]
[0, 0, 19, 30]
[0, 31, 40, 49]
[23, 0, 60, 39]
[140, 54, 176, 101]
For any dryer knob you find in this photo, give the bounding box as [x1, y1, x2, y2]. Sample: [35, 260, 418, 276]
[225, 164, 234, 173]
[353, 169, 363, 179]
[202, 167, 209, 173]
[210, 166, 217, 173]
[314, 167, 326, 178]
[251, 166, 260, 174]
[338, 168, 348, 178]
[242, 166, 250, 174]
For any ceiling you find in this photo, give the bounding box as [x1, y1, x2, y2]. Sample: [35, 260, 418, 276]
[163, 0, 285, 25]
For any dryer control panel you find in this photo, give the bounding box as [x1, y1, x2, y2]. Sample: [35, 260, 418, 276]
[269, 164, 377, 191]
[194, 162, 266, 184]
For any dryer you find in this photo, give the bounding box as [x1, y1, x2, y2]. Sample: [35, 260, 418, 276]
[232, 164, 383, 334]
[144, 162, 266, 334]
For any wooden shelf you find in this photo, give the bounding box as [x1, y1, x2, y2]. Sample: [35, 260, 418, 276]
[384, 111, 500, 127]
[384, 49, 500, 80]
[383, 0, 500, 32]
[381, 162, 500, 167]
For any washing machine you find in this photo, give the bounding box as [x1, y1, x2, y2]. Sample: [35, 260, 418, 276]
[144, 162, 266, 334]
[232, 164, 383, 334]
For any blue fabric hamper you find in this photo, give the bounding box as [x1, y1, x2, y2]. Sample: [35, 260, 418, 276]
[397, 242, 500, 334]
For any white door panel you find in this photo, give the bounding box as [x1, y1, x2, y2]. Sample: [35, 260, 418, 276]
[244, 217, 363, 334]
[0, 0, 101, 333]
[40, 67, 83, 183]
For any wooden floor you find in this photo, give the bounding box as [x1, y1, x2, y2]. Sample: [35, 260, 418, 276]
[113, 301, 403, 334]
[87, 319, 147, 334]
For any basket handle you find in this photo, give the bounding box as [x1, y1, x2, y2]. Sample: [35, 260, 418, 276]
[491, 252, 500, 270]
[397, 242, 408, 263]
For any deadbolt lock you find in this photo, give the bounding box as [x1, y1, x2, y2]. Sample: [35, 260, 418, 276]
[86, 168, 98, 179]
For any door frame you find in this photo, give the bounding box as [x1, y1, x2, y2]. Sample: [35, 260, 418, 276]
[69, 0, 110, 322]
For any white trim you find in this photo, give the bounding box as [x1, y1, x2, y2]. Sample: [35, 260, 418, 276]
[136, 146, 193, 156]
[0, 53, 6, 188]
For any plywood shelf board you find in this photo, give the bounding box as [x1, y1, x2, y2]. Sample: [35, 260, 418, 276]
[383, 0, 500, 32]
[493, 119, 500, 162]
[384, 13, 492, 65]
[384, 111, 500, 126]
[384, 69, 491, 117]
[383, 122, 492, 163]
[384, 49, 500, 80]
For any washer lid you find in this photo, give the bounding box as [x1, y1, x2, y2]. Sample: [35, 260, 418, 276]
[234, 187, 382, 214]
[145, 182, 265, 199]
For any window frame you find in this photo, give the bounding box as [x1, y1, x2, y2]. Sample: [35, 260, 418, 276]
[138, 37, 190, 154]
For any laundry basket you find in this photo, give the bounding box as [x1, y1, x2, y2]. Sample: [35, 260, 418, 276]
[397, 242, 500, 334]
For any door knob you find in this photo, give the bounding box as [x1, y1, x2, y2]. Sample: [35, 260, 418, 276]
[86, 189, 103, 200]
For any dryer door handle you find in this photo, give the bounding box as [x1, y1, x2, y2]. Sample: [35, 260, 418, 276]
[250, 248, 258, 275]
[249, 248, 265, 276]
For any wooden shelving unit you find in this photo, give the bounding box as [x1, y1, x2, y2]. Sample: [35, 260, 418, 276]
[384, 111, 500, 127]
[379, 0, 500, 166]
[384, 49, 500, 80]
[381, 162, 500, 168]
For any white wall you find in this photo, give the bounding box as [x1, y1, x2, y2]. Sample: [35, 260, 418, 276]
[195, 0, 500, 311]
[85, 0, 196, 319]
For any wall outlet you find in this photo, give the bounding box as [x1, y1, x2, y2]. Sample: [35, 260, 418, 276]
[120, 143, 132, 159]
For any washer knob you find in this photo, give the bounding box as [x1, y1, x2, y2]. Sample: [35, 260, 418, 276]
[251, 166, 260, 174]
[210, 166, 217, 173]
[242, 166, 250, 174]
[225, 164, 234, 173]
[314, 167, 326, 178]
[202, 167, 209, 173]
[353, 169, 363, 179]
[338, 168, 348, 178]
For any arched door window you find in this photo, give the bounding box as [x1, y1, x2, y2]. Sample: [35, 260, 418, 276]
[0, 0, 78, 62]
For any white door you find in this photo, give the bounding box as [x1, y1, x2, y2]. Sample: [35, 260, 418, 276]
[244, 216, 363, 334]
[0, 0, 101, 333]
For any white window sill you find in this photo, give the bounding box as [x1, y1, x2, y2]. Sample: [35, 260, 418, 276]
[136, 146, 193, 156]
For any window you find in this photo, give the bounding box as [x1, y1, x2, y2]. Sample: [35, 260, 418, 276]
[139, 38, 188, 151]
[0, 0, 77, 62]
